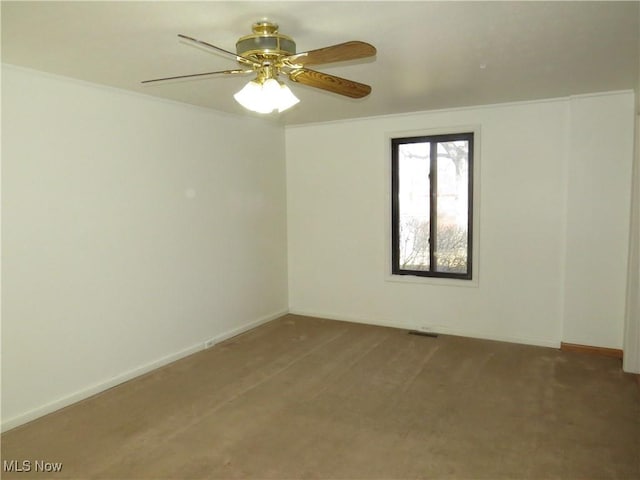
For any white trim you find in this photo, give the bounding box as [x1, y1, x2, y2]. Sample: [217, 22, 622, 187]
[558, 99, 572, 353]
[0, 63, 277, 126]
[285, 90, 635, 129]
[0, 309, 288, 433]
[289, 309, 561, 349]
[205, 309, 288, 346]
[383, 125, 481, 288]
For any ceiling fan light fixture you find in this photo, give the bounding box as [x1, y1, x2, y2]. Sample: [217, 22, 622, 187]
[234, 80, 269, 113]
[277, 83, 300, 112]
[233, 77, 299, 114]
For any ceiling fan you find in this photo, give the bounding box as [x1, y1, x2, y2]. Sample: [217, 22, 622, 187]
[142, 21, 377, 113]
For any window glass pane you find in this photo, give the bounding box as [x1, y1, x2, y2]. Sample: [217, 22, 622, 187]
[435, 141, 469, 273]
[398, 143, 430, 270]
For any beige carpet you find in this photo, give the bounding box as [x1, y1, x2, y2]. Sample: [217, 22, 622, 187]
[2, 314, 639, 479]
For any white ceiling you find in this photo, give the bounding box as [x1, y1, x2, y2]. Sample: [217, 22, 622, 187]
[2, 1, 638, 125]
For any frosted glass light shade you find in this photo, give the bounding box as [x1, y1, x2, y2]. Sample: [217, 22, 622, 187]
[262, 78, 281, 98]
[234, 80, 272, 113]
[277, 83, 300, 112]
[234, 78, 299, 114]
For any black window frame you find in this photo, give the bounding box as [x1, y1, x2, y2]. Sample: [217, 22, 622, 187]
[391, 132, 474, 280]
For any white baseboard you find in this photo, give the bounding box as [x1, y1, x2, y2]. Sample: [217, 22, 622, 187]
[289, 309, 561, 349]
[1, 309, 288, 433]
[206, 309, 288, 346]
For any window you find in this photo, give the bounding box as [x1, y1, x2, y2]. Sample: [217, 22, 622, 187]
[391, 132, 474, 279]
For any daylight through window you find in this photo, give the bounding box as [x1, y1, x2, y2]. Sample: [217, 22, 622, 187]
[391, 132, 474, 279]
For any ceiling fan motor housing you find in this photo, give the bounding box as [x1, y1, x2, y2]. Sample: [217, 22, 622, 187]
[236, 21, 296, 59]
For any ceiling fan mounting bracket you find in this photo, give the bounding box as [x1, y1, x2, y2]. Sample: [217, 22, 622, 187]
[255, 63, 281, 82]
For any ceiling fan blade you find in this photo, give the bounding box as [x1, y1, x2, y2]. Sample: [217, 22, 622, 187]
[141, 69, 252, 84]
[289, 68, 372, 98]
[284, 41, 376, 67]
[178, 34, 260, 68]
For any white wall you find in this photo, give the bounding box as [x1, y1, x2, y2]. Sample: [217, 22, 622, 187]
[286, 92, 635, 349]
[1, 65, 288, 430]
[624, 112, 640, 373]
[623, 21, 640, 373]
[563, 94, 635, 348]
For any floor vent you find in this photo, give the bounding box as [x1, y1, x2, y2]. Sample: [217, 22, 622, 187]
[408, 330, 439, 338]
